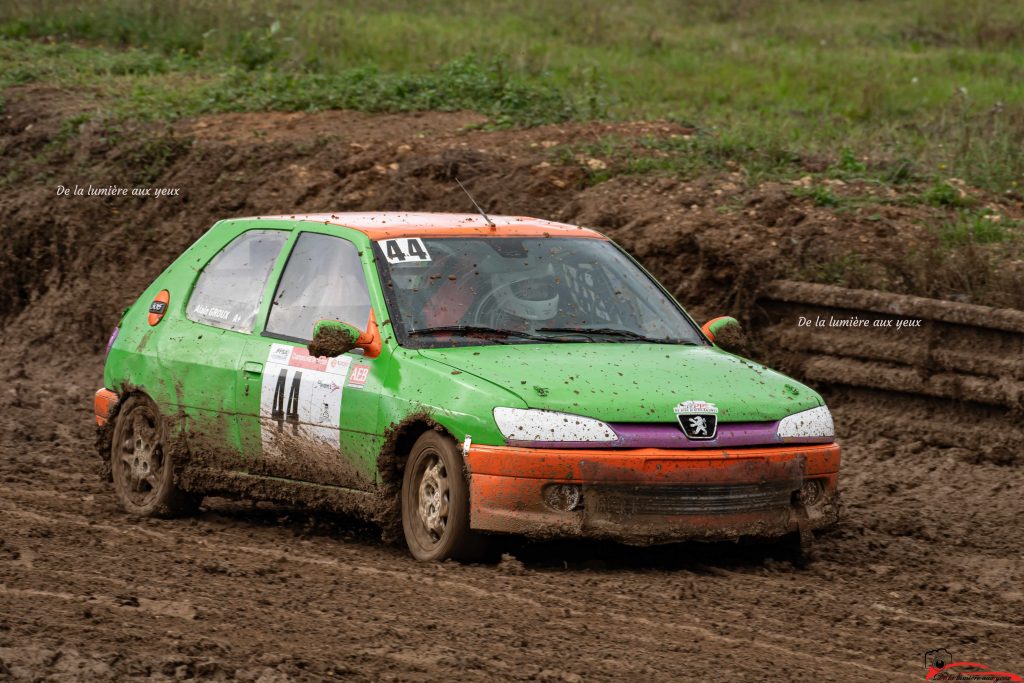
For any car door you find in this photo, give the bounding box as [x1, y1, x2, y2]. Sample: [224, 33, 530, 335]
[235, 229, 385, 490]
[154, 228, 290, 460]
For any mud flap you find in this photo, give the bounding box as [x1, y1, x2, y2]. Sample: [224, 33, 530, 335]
[791, 499, 816, 563]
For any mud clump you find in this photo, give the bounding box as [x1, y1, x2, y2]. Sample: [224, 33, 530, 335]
[307, 326, 357, 358]
[712, 321, 752, 358]
[496, 553, 528, 575]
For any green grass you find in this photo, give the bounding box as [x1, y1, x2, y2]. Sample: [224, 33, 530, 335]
[0, 40, 588, 126]
[794, 185, 842, 207]
[555, 131, 805, 186]
[936, 209, 1020, 246]
[2, 0, 1024, 190]
[923, 178, 975, 208]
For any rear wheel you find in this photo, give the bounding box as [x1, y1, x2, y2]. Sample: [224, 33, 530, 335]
[401, 431, 486, 562]
[110, 394, 200, 517]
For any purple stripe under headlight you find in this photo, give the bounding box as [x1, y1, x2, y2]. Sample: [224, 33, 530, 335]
[614, 421, 780, 448]
[507, 421, 833, 449]
[104, 327, 119, 361]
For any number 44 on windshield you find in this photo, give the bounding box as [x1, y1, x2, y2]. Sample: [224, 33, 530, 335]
[382, 238, 431, 264]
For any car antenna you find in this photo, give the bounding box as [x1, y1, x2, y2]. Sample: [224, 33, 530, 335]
[455, 177, 496, 228]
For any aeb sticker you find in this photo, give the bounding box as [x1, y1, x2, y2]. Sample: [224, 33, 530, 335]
[381, 238, 431, 264]
[348, 364, 370, 387]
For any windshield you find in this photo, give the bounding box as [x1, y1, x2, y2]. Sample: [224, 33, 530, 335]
[375, 236, 706, 348]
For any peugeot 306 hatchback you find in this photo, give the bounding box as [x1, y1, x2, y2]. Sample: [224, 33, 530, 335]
[95, 212, 841, 561]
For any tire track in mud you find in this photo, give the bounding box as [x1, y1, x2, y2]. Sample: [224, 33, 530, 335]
[4, 499, 879, 676]
[3, 350, 1024, 682]
[4, 463, 1019, 683]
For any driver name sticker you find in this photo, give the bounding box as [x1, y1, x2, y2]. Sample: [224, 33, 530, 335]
[259, 344, 352, 455]
[381, 238, 431, 264]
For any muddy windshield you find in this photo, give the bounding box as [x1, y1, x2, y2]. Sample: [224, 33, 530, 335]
[375, 236, 705, 348]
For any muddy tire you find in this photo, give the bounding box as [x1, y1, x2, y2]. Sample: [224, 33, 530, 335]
[401, 431, 486, 562]
[110, 394, 200, 517]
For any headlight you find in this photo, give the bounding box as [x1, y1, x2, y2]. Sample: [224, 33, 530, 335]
[493, 407, 618, 443]
[777, 406, 835, 441]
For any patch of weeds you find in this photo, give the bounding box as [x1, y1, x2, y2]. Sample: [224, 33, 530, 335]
[826, 148, 917, 189]
[795, 185, 842, 207]
[881, 158, 915, 185]
[49, 113, 93, 149]
[622, 154, 676, 175]
[895, 235, 1023, 308]
[834, 148, 866, 174]
[555, 131, 803, 185]
[115, 131, 194, 184]
[231, 20, 286, 71]
[936, 210, 1016, 247]
[583, 169, 612, 185]
[196, 56, 590, 128]
[0, 167, 24, 188]
[923, 178, 974, 208]
[799, 253, 871, 288]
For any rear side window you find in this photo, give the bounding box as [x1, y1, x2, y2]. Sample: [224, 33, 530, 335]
[265, 232, 371, 342]
[186, 230, 288, 333]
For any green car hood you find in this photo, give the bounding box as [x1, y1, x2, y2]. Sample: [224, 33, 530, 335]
[417, 343, 821, 423]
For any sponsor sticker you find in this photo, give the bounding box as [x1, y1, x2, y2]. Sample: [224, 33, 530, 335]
[148, 290, 170, 326]
[673, 400, 718, 415]
[266, 343, 349, 375]
[348, 363, 371, 387]
[258, 344, 352, 454]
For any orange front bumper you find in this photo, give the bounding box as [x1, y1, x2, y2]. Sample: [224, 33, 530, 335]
[465, 443, 841, 543]
[94, 388, 119, 427]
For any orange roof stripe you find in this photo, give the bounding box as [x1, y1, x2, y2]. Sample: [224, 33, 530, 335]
[247, 212, 607, 240]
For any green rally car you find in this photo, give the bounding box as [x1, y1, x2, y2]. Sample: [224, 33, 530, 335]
[95, 212, 841, 561]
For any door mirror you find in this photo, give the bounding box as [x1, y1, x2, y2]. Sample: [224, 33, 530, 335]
[701, 316, 748, 354]
[309, 320, 360, 358]
[308, 310, 383, 359]
[701, 315, 740, 342]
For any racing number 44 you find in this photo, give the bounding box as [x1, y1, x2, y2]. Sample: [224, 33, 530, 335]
[271, 368, 302, 428]
[382, 238, 431, 264]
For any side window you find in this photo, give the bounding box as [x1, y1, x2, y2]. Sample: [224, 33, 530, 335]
[265, 233, 372, 342]
[186, 230, 288, 333]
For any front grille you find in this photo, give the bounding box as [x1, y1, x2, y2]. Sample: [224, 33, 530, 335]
[589, 481, 796, 516]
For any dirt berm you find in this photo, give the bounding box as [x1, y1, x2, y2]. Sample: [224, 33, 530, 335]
[0, 86, 1022, 681]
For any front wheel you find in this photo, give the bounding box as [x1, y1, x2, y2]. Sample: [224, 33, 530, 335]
[401, 431, 486, 562]
[110, 394, 200, 517]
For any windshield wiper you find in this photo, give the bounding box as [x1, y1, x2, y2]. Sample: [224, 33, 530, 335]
[537, 326, 697, 344]
[407, 325, 556, 343]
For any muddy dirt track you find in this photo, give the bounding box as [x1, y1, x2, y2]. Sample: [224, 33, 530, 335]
[1, 87, 1023, 681]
